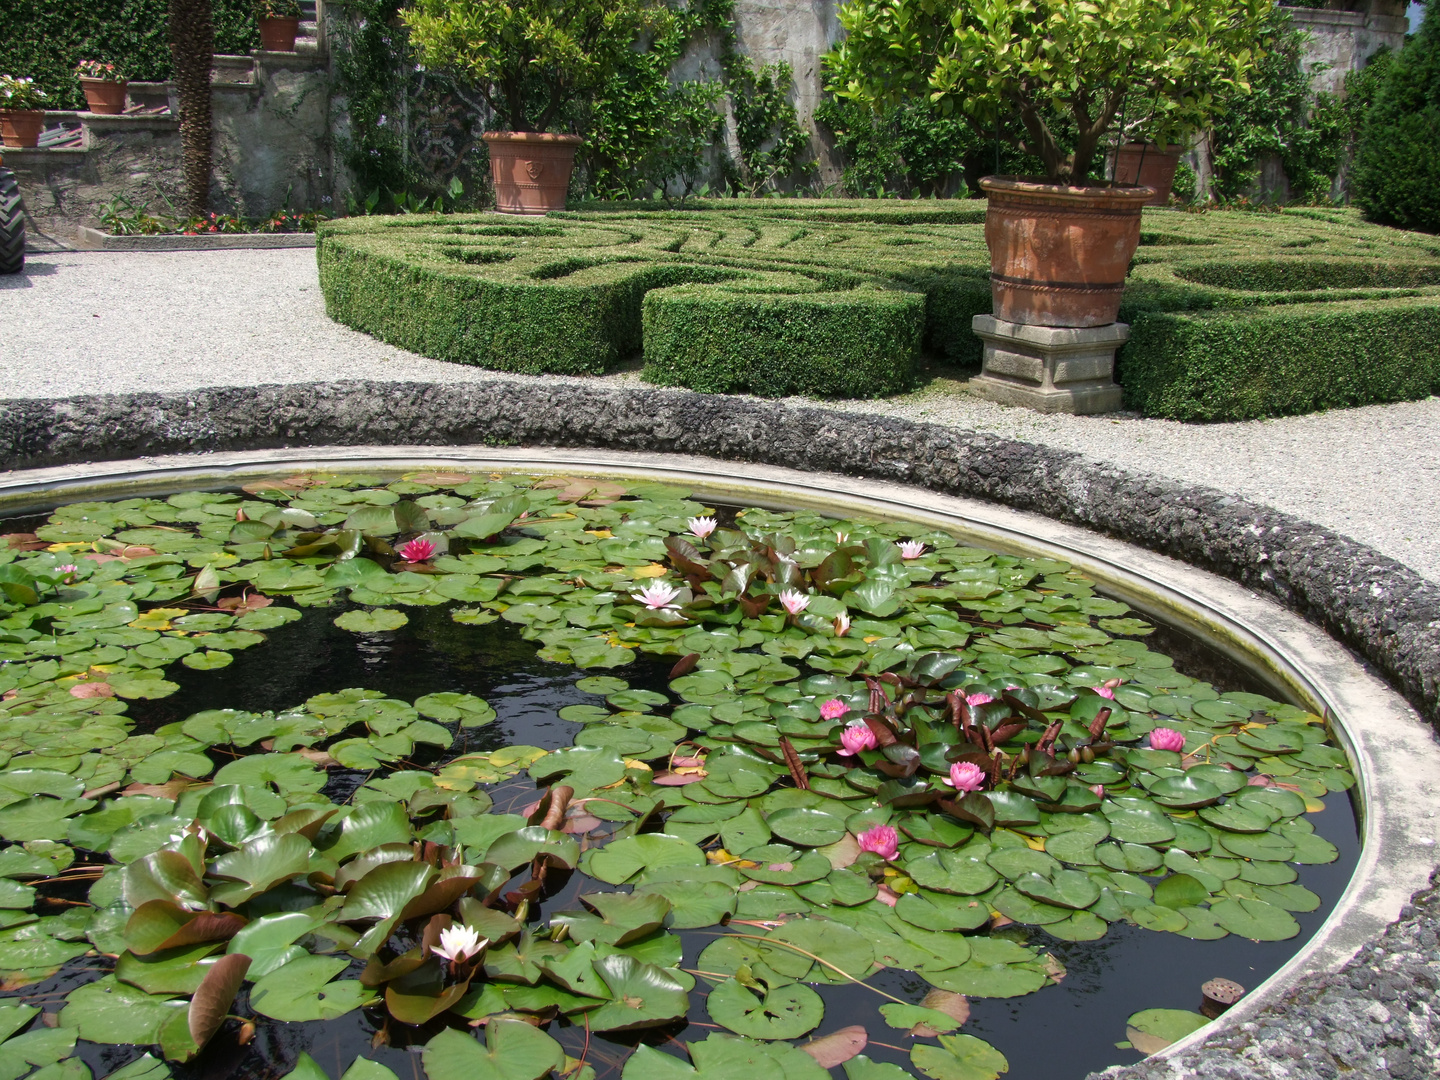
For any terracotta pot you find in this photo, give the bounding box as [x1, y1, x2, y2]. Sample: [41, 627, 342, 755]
[1109, 143, 1181, 207]
[979, 175, 1155, 328]
[79, 77, 128, 115]
[483, 132, 581, 215]
[0, 110, 45, 149]
[259, 16, 300, 52]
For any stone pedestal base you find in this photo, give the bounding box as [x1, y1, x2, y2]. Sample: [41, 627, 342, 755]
[967, 315, 1126, 415]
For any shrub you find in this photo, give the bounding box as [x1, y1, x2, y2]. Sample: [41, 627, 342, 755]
[1353, 5, 1440, 232]
[317, 201, 1440, 414]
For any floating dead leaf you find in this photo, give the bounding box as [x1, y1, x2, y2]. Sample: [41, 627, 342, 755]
[82, 782, 121, 800]
[874, 884, 899, 908]
[406, 471, 472, 485]
[295, 747, 340, 768]
[631, 563, 669, 579]
[653, 771, 706, 786]
[1, 533, 47, 551]
[820, 833, 861, 869]
[124, 780, 192, 799]
[218, 592, 272, 612]
[913, 990, 970, 1036]
[70, 682, 115, 699]
[800, 1025, 867, 1068]
[242, 477, 313, 494]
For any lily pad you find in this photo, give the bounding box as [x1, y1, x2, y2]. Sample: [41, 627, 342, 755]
[707, 978, 823, 1039]
[909, 1034, 1009, 1080]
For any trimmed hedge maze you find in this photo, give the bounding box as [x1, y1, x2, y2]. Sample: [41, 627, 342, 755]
[317, 202, 1440, 419]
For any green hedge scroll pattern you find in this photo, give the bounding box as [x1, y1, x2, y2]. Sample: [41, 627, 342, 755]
[317, 202, 1440, 416]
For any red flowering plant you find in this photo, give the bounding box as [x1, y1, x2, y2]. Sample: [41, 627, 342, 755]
[75, 60, 123, 82]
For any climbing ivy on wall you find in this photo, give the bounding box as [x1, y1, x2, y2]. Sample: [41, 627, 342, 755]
[330, 0, 819, 208]
[0, 0, 258, 110]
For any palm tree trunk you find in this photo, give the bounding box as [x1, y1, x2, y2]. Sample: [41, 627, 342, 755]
[169, 0, 214, 217]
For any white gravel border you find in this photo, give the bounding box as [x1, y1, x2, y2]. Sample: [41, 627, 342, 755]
[3, 246, 1436, 582]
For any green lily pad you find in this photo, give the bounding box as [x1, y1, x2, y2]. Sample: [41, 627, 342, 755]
[249, 955, 376, 1021]
[421, 1021, 565, 1080]
[910, 1034, 1009, 1080]
[621, 1034, 828, 1080]
[586, 834, 706, 886]
[585, 954, 690, 1032]
[334, 608, 409, 633]
[1152, 873, 1210, 910]
[907, 848, 999, 896]
[1208, 898, 1301, 941]
[1013, 868, 1101, 911]
[1125, 1008, 1210, 1053]
[1149, 775, 1223, 809]
[766, 807, 848, 847]
[707, 978, 823, 1039]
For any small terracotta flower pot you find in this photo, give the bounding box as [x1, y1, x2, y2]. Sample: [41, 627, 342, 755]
[979, 175, 1155, 328]
[1110, 143, 1182, 206]
[79, 77, 128, 115]
[259, 16, 300, 52]
[483, 131, 582, 215]
[0, 110, 45, 149]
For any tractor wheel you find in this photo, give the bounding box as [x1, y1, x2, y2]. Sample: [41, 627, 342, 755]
[0, 166, 25, 275]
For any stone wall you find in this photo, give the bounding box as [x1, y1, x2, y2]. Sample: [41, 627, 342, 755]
[7, 50, 335, 239]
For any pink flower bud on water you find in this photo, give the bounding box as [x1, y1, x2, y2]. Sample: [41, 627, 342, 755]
[947, 761, 986, 792]
[838, 722, 877, 756]
[965, 692, 994, 707]
[857, 824, 899, 861]
[1149, 727, 1186, 752]
[834, 611, 851, 637]
[1095, 685, 1115, 700]
[819, 698, 849, 721]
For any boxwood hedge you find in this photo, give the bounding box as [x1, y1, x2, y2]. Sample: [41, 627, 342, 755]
[317, 202, 1440, 418]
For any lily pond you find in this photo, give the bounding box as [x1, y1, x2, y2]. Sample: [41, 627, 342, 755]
[0, 471, 1359, 1080]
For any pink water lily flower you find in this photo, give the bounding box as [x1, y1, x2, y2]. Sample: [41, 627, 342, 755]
[819, 698, 850, 721]
[56, 563, 79, 580]
[1149, 727, 1186, 753]
[687, 516, 717, 540]
[834, 611, 852, 637]
[633, 581, 682, 610]
[835, 530, 850, 545]
[1095, 685, 1116, 700]
[857, 824, 900, 861]
[965, 692, 994, 708]
[946, 761, 987, 792]
[778, 589, 810, 616]
[897, 541, 927, 560]
[397, 538, 436, 563]
[838, 721, 877, 756]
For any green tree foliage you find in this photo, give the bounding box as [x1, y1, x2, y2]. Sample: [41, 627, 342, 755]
[824, 0, 1269, 185]
[399, 0, 675, 132]
[1353, 3, 1440, 231]
[0, 0, 256, 110]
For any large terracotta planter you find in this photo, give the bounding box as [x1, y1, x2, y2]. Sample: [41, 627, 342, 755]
[979, 175, 1155, 328]
[483, 132, 581, 215]
[79, 77, 128, 115]
[0, 110, 45, 149]
[1110, 143, 1181, 206]
[259, 16, 300, 52]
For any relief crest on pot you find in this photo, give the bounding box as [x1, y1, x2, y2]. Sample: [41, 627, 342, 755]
[526, 161, 546, 181]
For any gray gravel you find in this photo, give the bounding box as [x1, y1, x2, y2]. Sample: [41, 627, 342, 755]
[4, 247, 1438, 582]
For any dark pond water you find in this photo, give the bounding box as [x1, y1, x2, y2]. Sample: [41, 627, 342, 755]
[0, 495, 1361, 1080]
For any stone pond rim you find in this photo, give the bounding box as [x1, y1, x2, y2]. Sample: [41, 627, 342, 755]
[2, 378, 1439, 1070]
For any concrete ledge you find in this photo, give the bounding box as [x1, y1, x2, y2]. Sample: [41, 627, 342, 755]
[72, 226, 317, 251]
[0, 380, 1435, 735]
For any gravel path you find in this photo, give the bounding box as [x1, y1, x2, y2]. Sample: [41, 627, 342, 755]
[5, 246, 1438, 582]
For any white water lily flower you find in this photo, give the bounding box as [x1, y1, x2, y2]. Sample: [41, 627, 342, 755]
[779, 589, 810, 616]
[687, 516, 717, 539]
[633, 581, 682, 610]
[897, 540, 927, 560]
[432, 923, 486, 963]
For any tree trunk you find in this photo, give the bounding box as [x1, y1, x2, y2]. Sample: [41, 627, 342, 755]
[169, 0, 214, 217]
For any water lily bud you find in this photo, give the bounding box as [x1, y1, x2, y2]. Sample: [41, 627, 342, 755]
[1080, 745, 1095, 763]
[1068, 747, 1081, 764]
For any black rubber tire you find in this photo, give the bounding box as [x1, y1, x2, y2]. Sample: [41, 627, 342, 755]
[0, 166, 25, 275]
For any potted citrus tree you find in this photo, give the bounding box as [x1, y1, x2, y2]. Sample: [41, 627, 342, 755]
[76, 60, 127, 115]
[826, 0, 1269, 327]
[0, 76, 47, 148]
[256, 0, 301, 52]
[400, 0, 671, 214]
